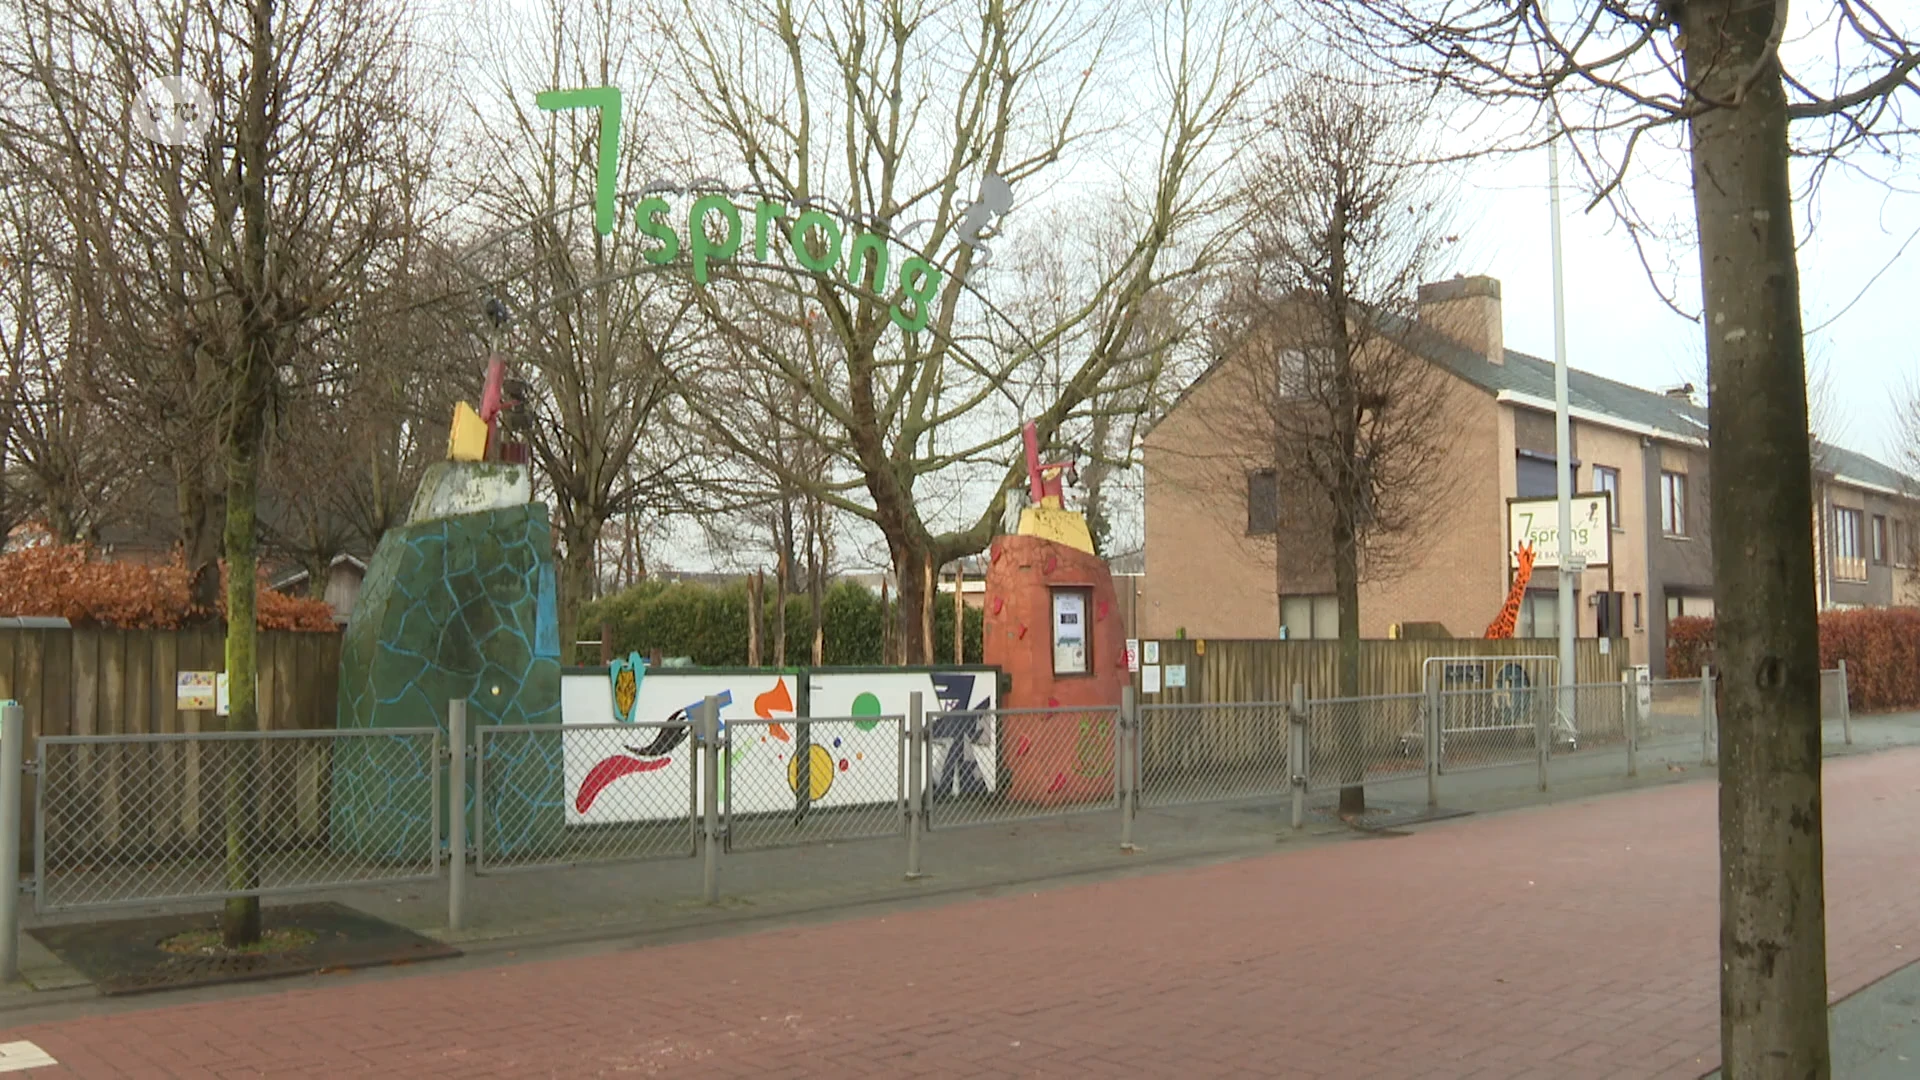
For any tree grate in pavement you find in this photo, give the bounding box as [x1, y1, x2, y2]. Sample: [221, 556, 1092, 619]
[28, 901, 461, 997]
[1219, 798, 1474, 830]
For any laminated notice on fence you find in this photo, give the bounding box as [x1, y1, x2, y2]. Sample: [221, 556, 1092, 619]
[176, 671, 216, 711]
[216, 673, 230, 717]
[1142, 665, 1161, 693]
[1165, 664, 1187, 688]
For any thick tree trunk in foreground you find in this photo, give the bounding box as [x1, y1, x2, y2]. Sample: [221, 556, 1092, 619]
[221, 433, 264, 948]
[1681, 0, 1830, 1073]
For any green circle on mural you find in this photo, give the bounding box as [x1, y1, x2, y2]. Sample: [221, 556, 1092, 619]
[851, 691, 883, 730]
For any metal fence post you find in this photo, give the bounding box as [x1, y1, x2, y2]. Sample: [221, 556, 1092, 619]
[1424, 669, 1441, 807]
[447, 699, 468, 933]
[1536, 684, 1552, 793]
[906, 691, 925, 879]
[1838, 658, 1853, 745]
[1289, 684, 1307, 830]
[702, 694, 721, 904]
[0, 703, 23, 983]
[1700, 667, 1717, 766]
[1119, 687, 1137, 852]
[1623, 674, 1638, 778]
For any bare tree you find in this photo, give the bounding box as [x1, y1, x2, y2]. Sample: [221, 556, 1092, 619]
[1305, 0, 1919, 1066]
[1216, 74, 1455, 814]
[458, 0, 729, 660]
[2, 0, 434, 947]
[652, 0, 1258, 661]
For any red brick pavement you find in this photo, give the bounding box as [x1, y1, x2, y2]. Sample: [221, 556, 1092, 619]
[7, 749, 1920, 1079]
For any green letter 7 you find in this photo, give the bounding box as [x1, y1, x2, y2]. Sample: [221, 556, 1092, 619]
[535, 86, 622, 236]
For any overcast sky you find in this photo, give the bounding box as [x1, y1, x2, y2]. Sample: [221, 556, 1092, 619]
[1444, 106, 1917, 471]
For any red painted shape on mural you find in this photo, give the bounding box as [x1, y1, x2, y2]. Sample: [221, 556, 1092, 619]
[1047, 696, 1060, 708]
[1017, 624, 1028, 640]
[991, 595, 1004, 616]
[1097, 600, 1110, 622]
[1047, 772, 1068, 794]
[576, 755, 671, 813]
[1043, 552, 1058, 574]
[1016, 735, 1031, 756]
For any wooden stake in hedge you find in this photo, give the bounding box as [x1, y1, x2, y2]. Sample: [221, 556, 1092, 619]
[953, 565, 964, 665]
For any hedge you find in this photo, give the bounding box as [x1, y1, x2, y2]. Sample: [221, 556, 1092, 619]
[0, 544, 336, 631]
[579, 578, 984, 667]
[1665, 607, 1920, 712]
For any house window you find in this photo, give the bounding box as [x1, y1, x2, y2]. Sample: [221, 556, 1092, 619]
[1516, 451, 1578, 499]
[1872, 514, 1888, 565]
[1593, 466, 1620, 526]
[1667, 594, 1715, 620]
[1660, 472, 1687, 536]
[1280, 594, 1339, 640]
[1246, 470, 1277, 535]
[1833, 507, 1866, 582]
[1896, 519, 1913, 569]
[1633, 592, 1642, 630]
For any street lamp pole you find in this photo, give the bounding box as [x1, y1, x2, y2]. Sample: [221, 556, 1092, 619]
[1549, 123, 1575, 755]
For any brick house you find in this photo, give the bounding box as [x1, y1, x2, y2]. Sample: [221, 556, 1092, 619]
[1141, 275, 1918, 675]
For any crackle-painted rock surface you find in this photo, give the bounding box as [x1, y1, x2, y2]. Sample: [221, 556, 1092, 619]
[332, 498, 562, 858]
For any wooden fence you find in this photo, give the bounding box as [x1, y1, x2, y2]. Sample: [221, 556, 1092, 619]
[0, 628, 343, 868]
[1136, 636, 1627, 705]
[0, 627, 341, 742]
[1134, 637, 1630, 784]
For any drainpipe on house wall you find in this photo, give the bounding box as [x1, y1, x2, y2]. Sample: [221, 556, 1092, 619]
[1819, 479, 1832, 610]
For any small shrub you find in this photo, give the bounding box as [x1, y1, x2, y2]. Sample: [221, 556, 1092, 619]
[0, 545, 335, 631]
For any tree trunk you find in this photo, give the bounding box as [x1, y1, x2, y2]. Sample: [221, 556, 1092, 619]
[1333, 512, 1365, 815]
[220, 420, 264, 948]
[1680, 3, 1830, 1074]
[890, 542, 937, 665]
[177, 445, 224, 621]
[557, 516, 602, 667]
[306, 550, 330, 602]
[774, 548, 790, 667]
[748, 568, 763, 666]
[809, 555, 825, 666]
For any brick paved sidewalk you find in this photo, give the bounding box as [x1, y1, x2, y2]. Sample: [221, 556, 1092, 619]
[6, 748, 1918, 1079]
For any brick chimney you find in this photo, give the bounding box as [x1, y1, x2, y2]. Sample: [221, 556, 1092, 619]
[1417, 275, 1504, 365]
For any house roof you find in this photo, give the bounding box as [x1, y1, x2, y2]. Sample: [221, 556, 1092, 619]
[1243, 312, 1919, 500]
[1386, 317, 1715, 444]
[269, 553, 370, 590]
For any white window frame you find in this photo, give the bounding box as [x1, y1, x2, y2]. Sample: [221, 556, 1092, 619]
[1593, 466, 1621, 527]
[1660, 472, 1686, 537]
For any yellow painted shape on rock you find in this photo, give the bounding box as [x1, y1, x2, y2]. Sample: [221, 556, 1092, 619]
[1017, 506, 1095, 555]
[447, 401, 488, 462]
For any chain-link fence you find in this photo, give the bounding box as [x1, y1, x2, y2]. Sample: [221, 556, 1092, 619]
[1305, 693, 1425, 795]
[1640, 678, 1710, 743]
[35, 728, 440, 913]
[474, 722, 697, 873]
[1136, 701, 1290, 808]
[926, 706, 1120, 829]
[724, 715, 905, 851]
[1429, 684, 1557, 772]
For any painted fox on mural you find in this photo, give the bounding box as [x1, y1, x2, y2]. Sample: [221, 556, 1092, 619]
[1484, 543, 1537, 640]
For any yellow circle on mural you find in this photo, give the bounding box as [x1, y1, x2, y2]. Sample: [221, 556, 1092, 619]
[787, 744, 835, 800]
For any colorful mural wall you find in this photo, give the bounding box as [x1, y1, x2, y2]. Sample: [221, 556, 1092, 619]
[559, 665, 998, 825]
